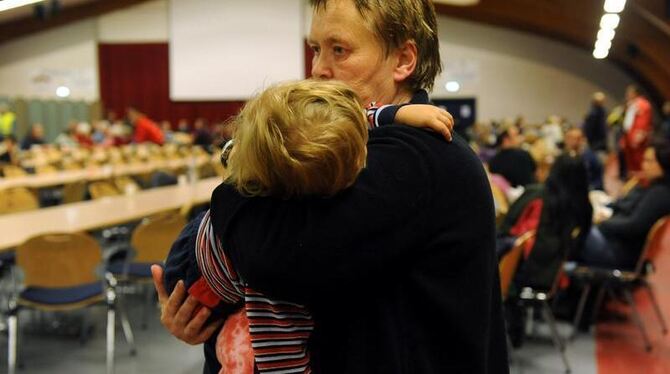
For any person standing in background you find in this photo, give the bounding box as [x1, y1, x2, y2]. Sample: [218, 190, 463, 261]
[0, 103, 16, 138]
[564, 126, 603, 191]
[620, 85, 652, 178]
[127, 106, 165, 145]
[582, 92, 608, 153]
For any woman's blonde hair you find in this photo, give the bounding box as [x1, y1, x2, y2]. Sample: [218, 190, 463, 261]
[226, 80, 368, 198]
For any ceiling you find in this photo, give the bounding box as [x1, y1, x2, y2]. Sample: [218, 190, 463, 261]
[433, 0, 670, 107]
[1, 0, 668, 106]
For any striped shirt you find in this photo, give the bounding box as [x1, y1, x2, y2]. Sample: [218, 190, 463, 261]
[196, 210, 313, 374]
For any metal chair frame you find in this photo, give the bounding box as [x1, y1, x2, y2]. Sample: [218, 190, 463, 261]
[570, 216, 669, 351]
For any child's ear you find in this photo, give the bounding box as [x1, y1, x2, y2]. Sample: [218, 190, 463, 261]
[392, 40, 418, 84]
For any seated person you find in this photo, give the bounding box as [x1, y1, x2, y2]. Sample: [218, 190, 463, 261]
[497, 154, 592, 347]
[580, 139, 670, 269]
[21, 123, 46, 150]
[498, 154, 592, 289]
[163, 80, 452, 374]
[489, 124, 537, 187]
[0, 135, 18, 165]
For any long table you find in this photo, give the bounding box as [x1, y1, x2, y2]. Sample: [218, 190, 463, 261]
[0, 156, 214, 190]
[0, 177, 221, 251]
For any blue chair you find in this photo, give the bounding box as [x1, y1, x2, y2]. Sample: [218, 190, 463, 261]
[7, 232, 135, 374]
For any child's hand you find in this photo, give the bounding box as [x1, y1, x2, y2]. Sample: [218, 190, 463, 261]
[396, 105, 454, 141]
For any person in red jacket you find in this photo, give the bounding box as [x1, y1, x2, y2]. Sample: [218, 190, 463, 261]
[621, 85, 652, 176]
[127, 106, 165, 145]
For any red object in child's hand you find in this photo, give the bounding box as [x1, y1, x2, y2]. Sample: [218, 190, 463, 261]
[217, 309, 255, 374]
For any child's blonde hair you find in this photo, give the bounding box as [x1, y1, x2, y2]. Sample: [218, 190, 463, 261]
[226, 80, 368, 198]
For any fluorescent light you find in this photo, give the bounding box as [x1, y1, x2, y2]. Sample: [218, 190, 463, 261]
[597, 28, 616, 42]
[0, 0, 45, 12]
[56, 86, 71, 98]
[593, 48, 609, 59]
[604, 0, 626, 13]
[595, 39, 612, 50]
[445, 81, 460, 93]
[600, 14, 620, 30]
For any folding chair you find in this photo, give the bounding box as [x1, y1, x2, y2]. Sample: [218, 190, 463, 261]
[570, 216, 669, 351]
[0, 187, 39, 215]
[88, 181, 120, 200]
[499, 231, 535, 301]
[109, 212, 186, 328]
[62, 180, 87, 204]
[7, 232, 135, 374]
[2, 165, 27, 178]
[516, 227, 583, 374]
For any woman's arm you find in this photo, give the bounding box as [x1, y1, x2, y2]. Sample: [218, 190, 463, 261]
[599, 187, 670, 239]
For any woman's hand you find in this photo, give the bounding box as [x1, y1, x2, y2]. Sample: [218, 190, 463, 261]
[151, 265, 223, 345]
[396, 105, 454, 141]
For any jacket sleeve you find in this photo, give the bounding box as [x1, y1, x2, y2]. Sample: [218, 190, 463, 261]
[366, 104, 405, 128]
[599, 186, 669, 240]
[212, 128, 436, 302]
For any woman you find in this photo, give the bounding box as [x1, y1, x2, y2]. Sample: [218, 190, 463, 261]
[581, 139, 670, 269]
[499, 154, 593, 348]
[499, 154, 593, 290]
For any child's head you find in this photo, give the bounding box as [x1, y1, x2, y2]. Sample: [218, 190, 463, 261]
[226, 80, 368, 198]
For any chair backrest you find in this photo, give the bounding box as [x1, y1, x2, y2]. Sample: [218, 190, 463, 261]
[62, 180, 87, 204]
[88, 181, 120, 199]
[499, 231, 535, 300]
[35, 165, 58, 174]
[2, 165, 27, 178]
[0, 187, 39, 214]
[131, 212, 186, 263]
[114, 176, 140, 194]
[634, 216, 670, 276]
[16, 232, 102, 288]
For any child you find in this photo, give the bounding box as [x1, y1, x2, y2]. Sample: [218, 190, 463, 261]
[164, 79, 452, 374]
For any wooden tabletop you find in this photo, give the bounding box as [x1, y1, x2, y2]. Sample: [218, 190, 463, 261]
[0, 156, 214, 190]
[0, 177, 222, 251]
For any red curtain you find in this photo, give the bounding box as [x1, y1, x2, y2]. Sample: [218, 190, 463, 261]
[98, 43, 244, 127]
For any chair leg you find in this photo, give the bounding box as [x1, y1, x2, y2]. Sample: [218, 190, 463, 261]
[525, 306, 534, 336]
[80, 310, 90, 345]
[8, 309, 18, 374]
[571, 283, 591, 339]
[623, 288, 652, 352]
[142, 285, 152, 330]
[541, 301, 571, 374]
[118, 297, 137, 356]
[642, 282, 668, 335]
[106, 291, 116, 374]
[590, 285, 607, 325]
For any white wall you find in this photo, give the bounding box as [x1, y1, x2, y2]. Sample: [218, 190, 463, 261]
[169, 0, 305, 100]
[433, 17, 633, 124]
[0, 1, 634, 123]
[0, 0, 169, 102]
[0, 20, 98, 101]
[98, 0, 168, 43]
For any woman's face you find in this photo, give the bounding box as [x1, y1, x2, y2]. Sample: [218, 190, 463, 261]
[642, 148, 664, 181]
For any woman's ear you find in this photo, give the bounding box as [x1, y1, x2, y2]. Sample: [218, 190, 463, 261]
[392, 40, 418, 84]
